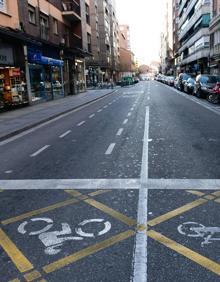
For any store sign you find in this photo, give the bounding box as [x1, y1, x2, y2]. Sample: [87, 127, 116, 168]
[0, 46, 14, 65]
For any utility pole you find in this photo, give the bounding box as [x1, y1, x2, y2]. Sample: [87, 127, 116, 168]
[23, 45, 32, 105]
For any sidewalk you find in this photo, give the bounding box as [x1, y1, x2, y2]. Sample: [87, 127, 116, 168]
[0, 88, 118, 141]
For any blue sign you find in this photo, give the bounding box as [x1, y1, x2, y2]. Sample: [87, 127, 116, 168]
[28, 51, 63, 66]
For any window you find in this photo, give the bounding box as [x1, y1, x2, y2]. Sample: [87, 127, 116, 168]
[53, 18, 58, 35]
[85, 4, 90, 25]
[40, 15, 49, 40]
[87, 33, 91, 53]
[28, 5, 36, 24]
[0, 0, 6, 12]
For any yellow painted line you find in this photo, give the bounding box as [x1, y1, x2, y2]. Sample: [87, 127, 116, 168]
[37, 280, 48, 282]
[24, 270, 41, 281]
[148, 198, 207, 227]
[65, 190, 82, 197]
[43, 229, 135, 273]
[204, 195, 216, 200]
[186, 190, 205, 197]
[88, 190, 112, 197]
[77, 195, 89, 201]
[147, 230, 220, 276]
[212, 191, 220, 197]
[8, 279, 20, 282]
[215, 198, 220, 204]
[0, 228, 33, 273]
[84, 198, 136, 226]
[1, 198, 79, 225]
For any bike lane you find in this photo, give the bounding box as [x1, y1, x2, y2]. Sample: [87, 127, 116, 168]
[0, 189, 138, 282]
[147, 189, 220, 282]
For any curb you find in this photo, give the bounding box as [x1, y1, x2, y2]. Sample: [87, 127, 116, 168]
[0, 89, 117, 142]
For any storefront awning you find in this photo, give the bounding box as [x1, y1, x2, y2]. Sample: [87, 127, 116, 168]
[28, 52, 63, 66]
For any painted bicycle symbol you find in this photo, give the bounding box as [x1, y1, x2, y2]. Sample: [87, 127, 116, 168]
[177, 221, 220, 247]
[18, 217, 111, 255]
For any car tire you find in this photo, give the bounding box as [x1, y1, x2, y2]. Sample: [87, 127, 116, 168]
[207, 93, 219, 104]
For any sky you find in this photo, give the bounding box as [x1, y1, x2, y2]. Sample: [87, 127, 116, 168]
[116, 0, 166, 65]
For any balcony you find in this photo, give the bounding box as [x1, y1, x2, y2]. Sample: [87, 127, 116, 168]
[178, 0, 197, 27]
[179, 4, 210, 40]
[210, 44, 220, 57]
[69, 33, 82, 49]
[210, 13, 220, 31]
[62, 1, 81, 22]
[180, 47, 209, 65]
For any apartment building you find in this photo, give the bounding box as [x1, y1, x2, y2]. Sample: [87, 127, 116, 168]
[86, 0, 119, 86]
[209, 0, 220, 74]
[173, 0, 181, 74]
[177, 0, 211, 74]
[160, 0, 173, 74]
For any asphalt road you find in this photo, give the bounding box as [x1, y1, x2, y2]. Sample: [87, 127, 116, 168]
[1, 81, 220, 282]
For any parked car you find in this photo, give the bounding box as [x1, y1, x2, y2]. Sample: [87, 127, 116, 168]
[206, 82, 220, 104]
[167, 76, 175, 86]
[184, 78, 195, 94]
[174, 77, 179, 88]
[194, 74, 220, 98]
[178, 73, 191, 91]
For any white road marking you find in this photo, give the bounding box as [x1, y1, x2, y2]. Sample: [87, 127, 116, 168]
[147, 97, 150, 100]
[105, 143, 116, 155]
[89, 114, 95, 118]
[4, 170, 13, 174]
[108, 102, 112, 105]
[77, 121, 86, 126]
[59, 130, 71, 138]
[30, 145, 50, 157]
[132, 106, 149, 282]
[130, 108, 134, 111]
[116, 128, 124, 136]
[97, 109, 102, 112]
[127, 112, 132, 117]
[123, 119, 128, 125]
[104, 105, 108, 108]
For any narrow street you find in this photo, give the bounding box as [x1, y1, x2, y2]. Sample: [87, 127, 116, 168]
[1, 81, 220, 281]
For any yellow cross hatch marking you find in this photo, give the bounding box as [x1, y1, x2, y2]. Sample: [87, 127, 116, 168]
[88, 190, 112, 197]
[24, 270, 41, 281]
[147, 230, 220, 276]
[186, 190, 205, 196]
[211, 191, 220, 197]
[84, 198, 136, 226]
[8, 279, 20, 282]
[147, 198, 208, 227]
[0, 228, 34, 273]
[1, 198, 79, 225]
[43, 230, 135, 274]
[204, 195, 216, 200]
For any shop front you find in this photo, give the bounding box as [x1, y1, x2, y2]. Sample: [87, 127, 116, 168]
[28, 49, 64, 103]
[74, 58, 86, 93]
[0, 43, 28, 108]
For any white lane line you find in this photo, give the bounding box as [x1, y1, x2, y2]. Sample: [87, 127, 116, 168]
[132, 106, 149, 282]
[108, 102, 112, 105]
[105, 143, 116, 155]
[89, 114, 95, 118]
[116, 128, 124, 136]
[97, 109, 102, 113]
[127, 112, 132, 117]
[104, 105, 108, 109]
[123, 119, 128, 125]
[30, 145, 50, 157]
[77, 121, 86, 126]
[147, 97, 150, 100]
[4, 170, 13, 174]
[59, 130, 71, 138]
[130, 108, 134, 111]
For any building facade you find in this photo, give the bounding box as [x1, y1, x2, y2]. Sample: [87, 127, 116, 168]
[177, 0, 211, 74]
[209, 0, 220, 74]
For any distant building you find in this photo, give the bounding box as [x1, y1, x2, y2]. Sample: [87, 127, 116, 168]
[209, 0, 220, 74]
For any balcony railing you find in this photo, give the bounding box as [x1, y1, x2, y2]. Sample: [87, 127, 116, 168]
[62, 1, 81, 22]
[69, 33, 82, 49]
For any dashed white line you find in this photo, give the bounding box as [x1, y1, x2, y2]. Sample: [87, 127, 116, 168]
[116, 128, 124, 136]
[4, 170, 13, 174]
[89, 114, 95, 118]
[59, 130, 71, 138]
[105, 143, 116, 155]
[104, 105, 108, 109]
[127, 112, 132, 117]
[77, 121, 86, 126]
[130, 108, 134, 111]
[30, 145, 50, 157]
[123, 119, 128, 125]
[97, 109, 102, 113]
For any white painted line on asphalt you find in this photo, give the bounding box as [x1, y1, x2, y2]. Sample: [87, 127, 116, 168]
[77, 121, 86, 126]
[147, 97, 150, 100]
[4, 170, 13, 174]
[108, 102, 112, 105]
[30, 145, 50, 157]
[104, 105, 108, 108]
[127, 112, 132, 117]
[97, 109, 102, 112]
[59, 130, 71, 138]
[105, 143, 116, 155]
[89, 114, 95, 118]
[123, 119, 128, 125]
[132, 106, 149, 282]
[116, 128, 124, 136]
[130, 108, 134, 111]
